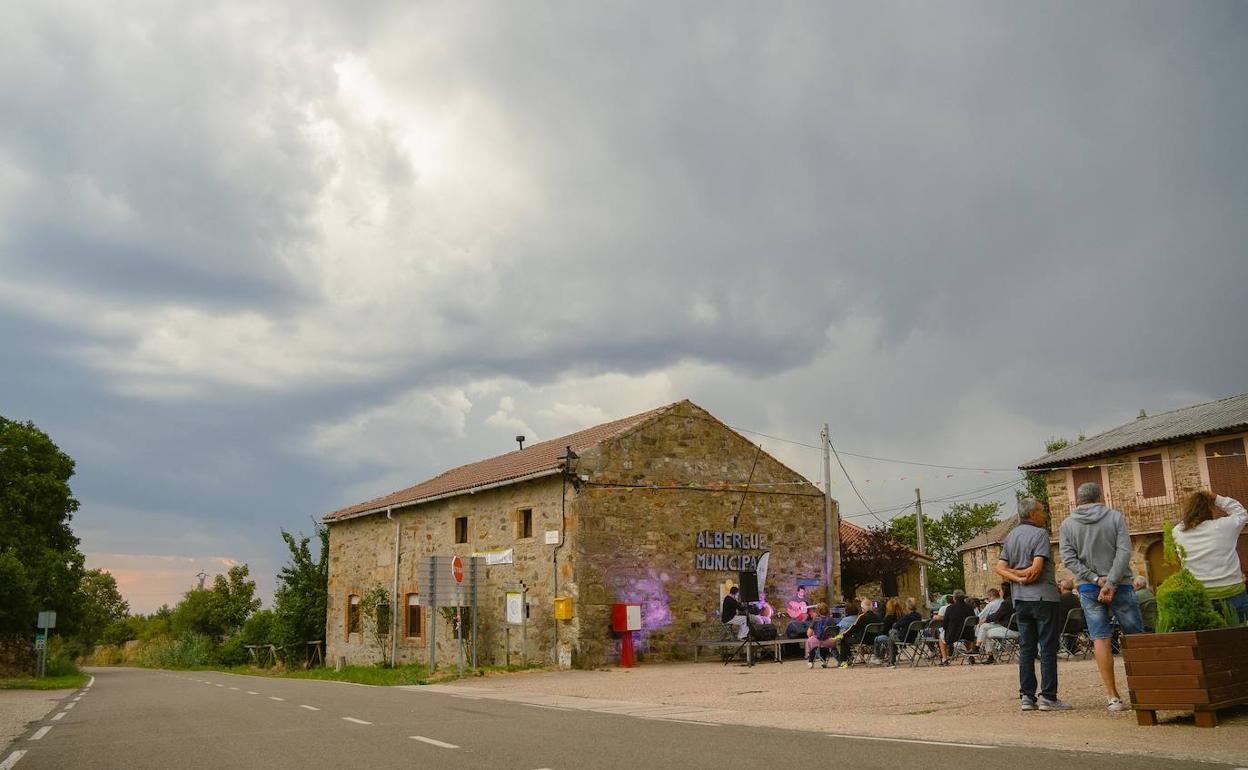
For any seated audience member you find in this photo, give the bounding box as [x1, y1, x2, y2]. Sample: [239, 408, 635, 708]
[977, 585, 1018, 662]
[935, 594, 953, 621]
[938, 590, 976, 664]
[786, 606, 815, 639]
[978, 588, 1003, 622]
[871, 598, 902, 665]
[805, 608, 839, 668]
[885, 597, 923, 667]
[1057, 579, 1083, 656]
[832, 597, 880, 668]
[1132, 576, 1157, 633]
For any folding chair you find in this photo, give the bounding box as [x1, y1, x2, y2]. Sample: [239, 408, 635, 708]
[1059, 607, 1090, 660]
[950, 616, 978, 664]
[995, 614, 1021, 663]
[848, 623, 884, 666]
[893, 619, 927, 666]
[912, 618, 943, 667]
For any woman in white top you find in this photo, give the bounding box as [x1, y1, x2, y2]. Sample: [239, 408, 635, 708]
[1173, 492, 1248, 624]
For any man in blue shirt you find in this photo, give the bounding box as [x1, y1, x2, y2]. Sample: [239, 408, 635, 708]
[996, 497, 1070, 712]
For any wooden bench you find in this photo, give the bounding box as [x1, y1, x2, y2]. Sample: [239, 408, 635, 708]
[692, 636, 807, 664]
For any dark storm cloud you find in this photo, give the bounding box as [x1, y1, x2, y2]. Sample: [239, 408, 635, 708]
[1, 0, 1245, 609]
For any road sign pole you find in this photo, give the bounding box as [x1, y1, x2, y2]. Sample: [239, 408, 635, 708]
[429, 561, 438, 674]
[456, 585, 463, 678]
[470, 560, 478, 669]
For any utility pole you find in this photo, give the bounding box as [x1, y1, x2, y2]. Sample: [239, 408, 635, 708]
[821, 425, 842, 604]
[915, 488, 928, 602]
[196, 571, 208, 590]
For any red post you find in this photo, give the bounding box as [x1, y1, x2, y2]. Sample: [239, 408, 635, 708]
[620, 631, 636, 667]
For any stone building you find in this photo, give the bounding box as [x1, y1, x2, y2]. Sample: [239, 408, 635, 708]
[1019, 392, 1248, 588]
[323, 400, 844, 669]
[957, 516, 1019, 598]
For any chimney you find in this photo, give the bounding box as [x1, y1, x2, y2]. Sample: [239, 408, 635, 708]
[1137, 409, 1147, 420]
[515, 435, 525, 450]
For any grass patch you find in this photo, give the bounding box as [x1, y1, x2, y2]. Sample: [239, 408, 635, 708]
[0, 672, 90, 690]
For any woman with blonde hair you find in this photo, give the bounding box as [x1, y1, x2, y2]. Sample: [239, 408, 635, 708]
[870, 597, 904, 665]
[1173, 491, 1248, 624]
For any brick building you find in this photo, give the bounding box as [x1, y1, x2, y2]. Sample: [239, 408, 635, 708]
[1018, 392, 1248, 588]
[321, 400, 932, 669]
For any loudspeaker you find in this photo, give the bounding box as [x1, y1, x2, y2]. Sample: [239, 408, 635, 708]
[737, 571, 759, 603]
[882, 572, 899, 597]
[750, 623, 778, 642]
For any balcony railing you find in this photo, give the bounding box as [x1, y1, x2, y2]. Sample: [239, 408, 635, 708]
[1047, 487, 1201, 536]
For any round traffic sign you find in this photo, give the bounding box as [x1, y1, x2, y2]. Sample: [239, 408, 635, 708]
[451, 555, 464, 584]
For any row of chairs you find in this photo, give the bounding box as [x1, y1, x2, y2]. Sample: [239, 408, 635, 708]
[836, 607, 1094, 668]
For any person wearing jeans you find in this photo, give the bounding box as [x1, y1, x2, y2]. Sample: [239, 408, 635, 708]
[996, 497, 1069, 711]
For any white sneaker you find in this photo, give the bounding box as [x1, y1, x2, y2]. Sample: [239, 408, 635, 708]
[807, 660, 814, 669]
[868, 656, 883, 666]
[1107, 698, 1128, 712]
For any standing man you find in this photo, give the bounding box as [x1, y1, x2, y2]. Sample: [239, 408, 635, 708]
[996, 497, 1069, 711]
[1059, 483, 1142, 713]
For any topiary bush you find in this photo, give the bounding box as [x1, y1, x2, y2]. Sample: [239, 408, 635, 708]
[1156, 568, 1228, 633]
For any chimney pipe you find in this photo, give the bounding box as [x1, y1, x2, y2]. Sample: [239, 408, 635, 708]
[516, 435, 525, 450]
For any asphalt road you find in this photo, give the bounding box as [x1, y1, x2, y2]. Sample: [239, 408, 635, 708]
[0, 667, 1238, 770]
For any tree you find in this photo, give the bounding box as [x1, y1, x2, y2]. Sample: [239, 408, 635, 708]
[840, 525, 919, 599]
[359, 584, 391, 665]
[170, 565, 259, 641]
[272, 527, 328, 650]
[1019, 438, 1071, 507]
[889, 501, 1003, 593]
[0, 417, 85, 638]
[77, 569, 129, 646]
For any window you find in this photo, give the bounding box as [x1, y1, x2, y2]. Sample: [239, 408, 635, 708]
[405, 593, 422, 639]
[1205, 437, 1248, 502]
[347, 594, 361, 637]
[1137, 453, 1167, 499]
[1070, 465, 1103, 498]
[454, 516, 469, 544]
[377, 603, 391, 638]
[516, 508, 533, 539]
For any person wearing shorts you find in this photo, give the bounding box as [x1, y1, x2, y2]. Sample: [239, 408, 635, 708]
[1059, 482, 1142, 712]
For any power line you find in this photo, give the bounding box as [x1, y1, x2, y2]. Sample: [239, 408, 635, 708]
[824, 432, 887, 527]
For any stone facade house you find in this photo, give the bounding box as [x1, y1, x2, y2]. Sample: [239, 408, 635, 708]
[1019, 392, 1248, 589]
[957, 515, 1020, 598]
[323, 400, 849, 670]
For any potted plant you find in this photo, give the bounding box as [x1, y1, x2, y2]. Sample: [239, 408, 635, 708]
[1121, 524, 1248, 727]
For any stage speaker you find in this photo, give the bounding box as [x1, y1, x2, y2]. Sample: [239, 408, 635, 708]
[882, 572, 898, 597]
[737, 571, 759, 603]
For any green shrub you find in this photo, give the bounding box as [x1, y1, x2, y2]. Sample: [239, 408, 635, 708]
[213, 635, 249, 667]
[1156, 568, 1228, 633]
[138, 633, 211, 668]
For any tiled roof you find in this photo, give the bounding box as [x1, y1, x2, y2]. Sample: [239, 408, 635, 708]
[956, 515, 1019, 552]
[1019, 392, 1248, 471]
[324, 402, 680, 522]
[840, 520, 933, 563]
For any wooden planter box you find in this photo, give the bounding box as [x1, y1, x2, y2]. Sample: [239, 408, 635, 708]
[1122, 625, 1248, 727]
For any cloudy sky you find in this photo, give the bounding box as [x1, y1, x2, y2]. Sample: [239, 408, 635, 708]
[2, 2, 1245, 612]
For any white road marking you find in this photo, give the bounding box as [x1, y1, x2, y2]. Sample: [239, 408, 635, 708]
[72, 696, 81, 701]
[30, 727, 51, 741]
[85, 676, 94, 688]
[299, 705, 319, 711]
[521, 703, 571, 711]
[648, 718, 720, 726]
[342, 717, 372, 725]
[62, 703, 75, 711]
[0, 750, 26, 770]
[51, 713, 65, 721]
[827, 734, 994, 750]
[247, 691, 259, 695]
[229, 687, 239, 691]
[269, 696, 285, 701]
[215, 684, 225, 688]
[410, 736, 458, 749]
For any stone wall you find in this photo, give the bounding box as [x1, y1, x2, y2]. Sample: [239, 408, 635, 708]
[962, 544, 1004, 598]
[570, 402, 829, 668]
[325, 475, 575, 670]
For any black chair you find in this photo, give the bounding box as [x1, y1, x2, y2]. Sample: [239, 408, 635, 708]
[1059, 607, 1090, 660]
[995, 614, 1021, 663]
[911, 618, 943, 668]
[848, 622, 884, 666]
[950, 616, 978, 664]
[892, 619, 928, 667]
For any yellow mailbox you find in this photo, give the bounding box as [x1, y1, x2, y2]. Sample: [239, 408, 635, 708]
[553, 596, 574, 620]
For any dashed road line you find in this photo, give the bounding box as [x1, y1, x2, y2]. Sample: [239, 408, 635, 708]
[72, 695, 82, 701]
[215, 684, 225, 688]
[410, 736, 458, 749]
[646, 718, 720, 727]
[521, 703, 571, 711]
[229, 687, 240, 691]
[246, 691, 259, 695]
[299, 705, 319, 711]
[51, 712, 66, 721]
[0, 750, 27, 770]
[62, 703, 75, 711]
[85, 676, 94, 688]
[269, 696, 285, 701]
[826, 734, 994, 750]
[342, 717, 372, 725]
[30, 727, 52, 741]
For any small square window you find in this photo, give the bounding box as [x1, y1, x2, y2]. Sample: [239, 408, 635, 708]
[517, 508, 533, 539]
[454, 516, 469, 544]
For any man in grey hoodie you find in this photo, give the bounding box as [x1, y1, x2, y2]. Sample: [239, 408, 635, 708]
[1058, 482, 1143, 712]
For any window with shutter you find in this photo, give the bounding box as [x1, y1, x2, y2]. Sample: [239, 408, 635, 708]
[1138, 454, 1167, 499]
[1205, 437, 1248, 503]
[1071, 466, 1103, 500]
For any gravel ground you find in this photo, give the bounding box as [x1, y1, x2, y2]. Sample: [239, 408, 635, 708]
[0, 688, 71, 753]
[446, 657, 1248, 765]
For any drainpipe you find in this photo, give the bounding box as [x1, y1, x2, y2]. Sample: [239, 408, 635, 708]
[387, 507, 400, 667]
